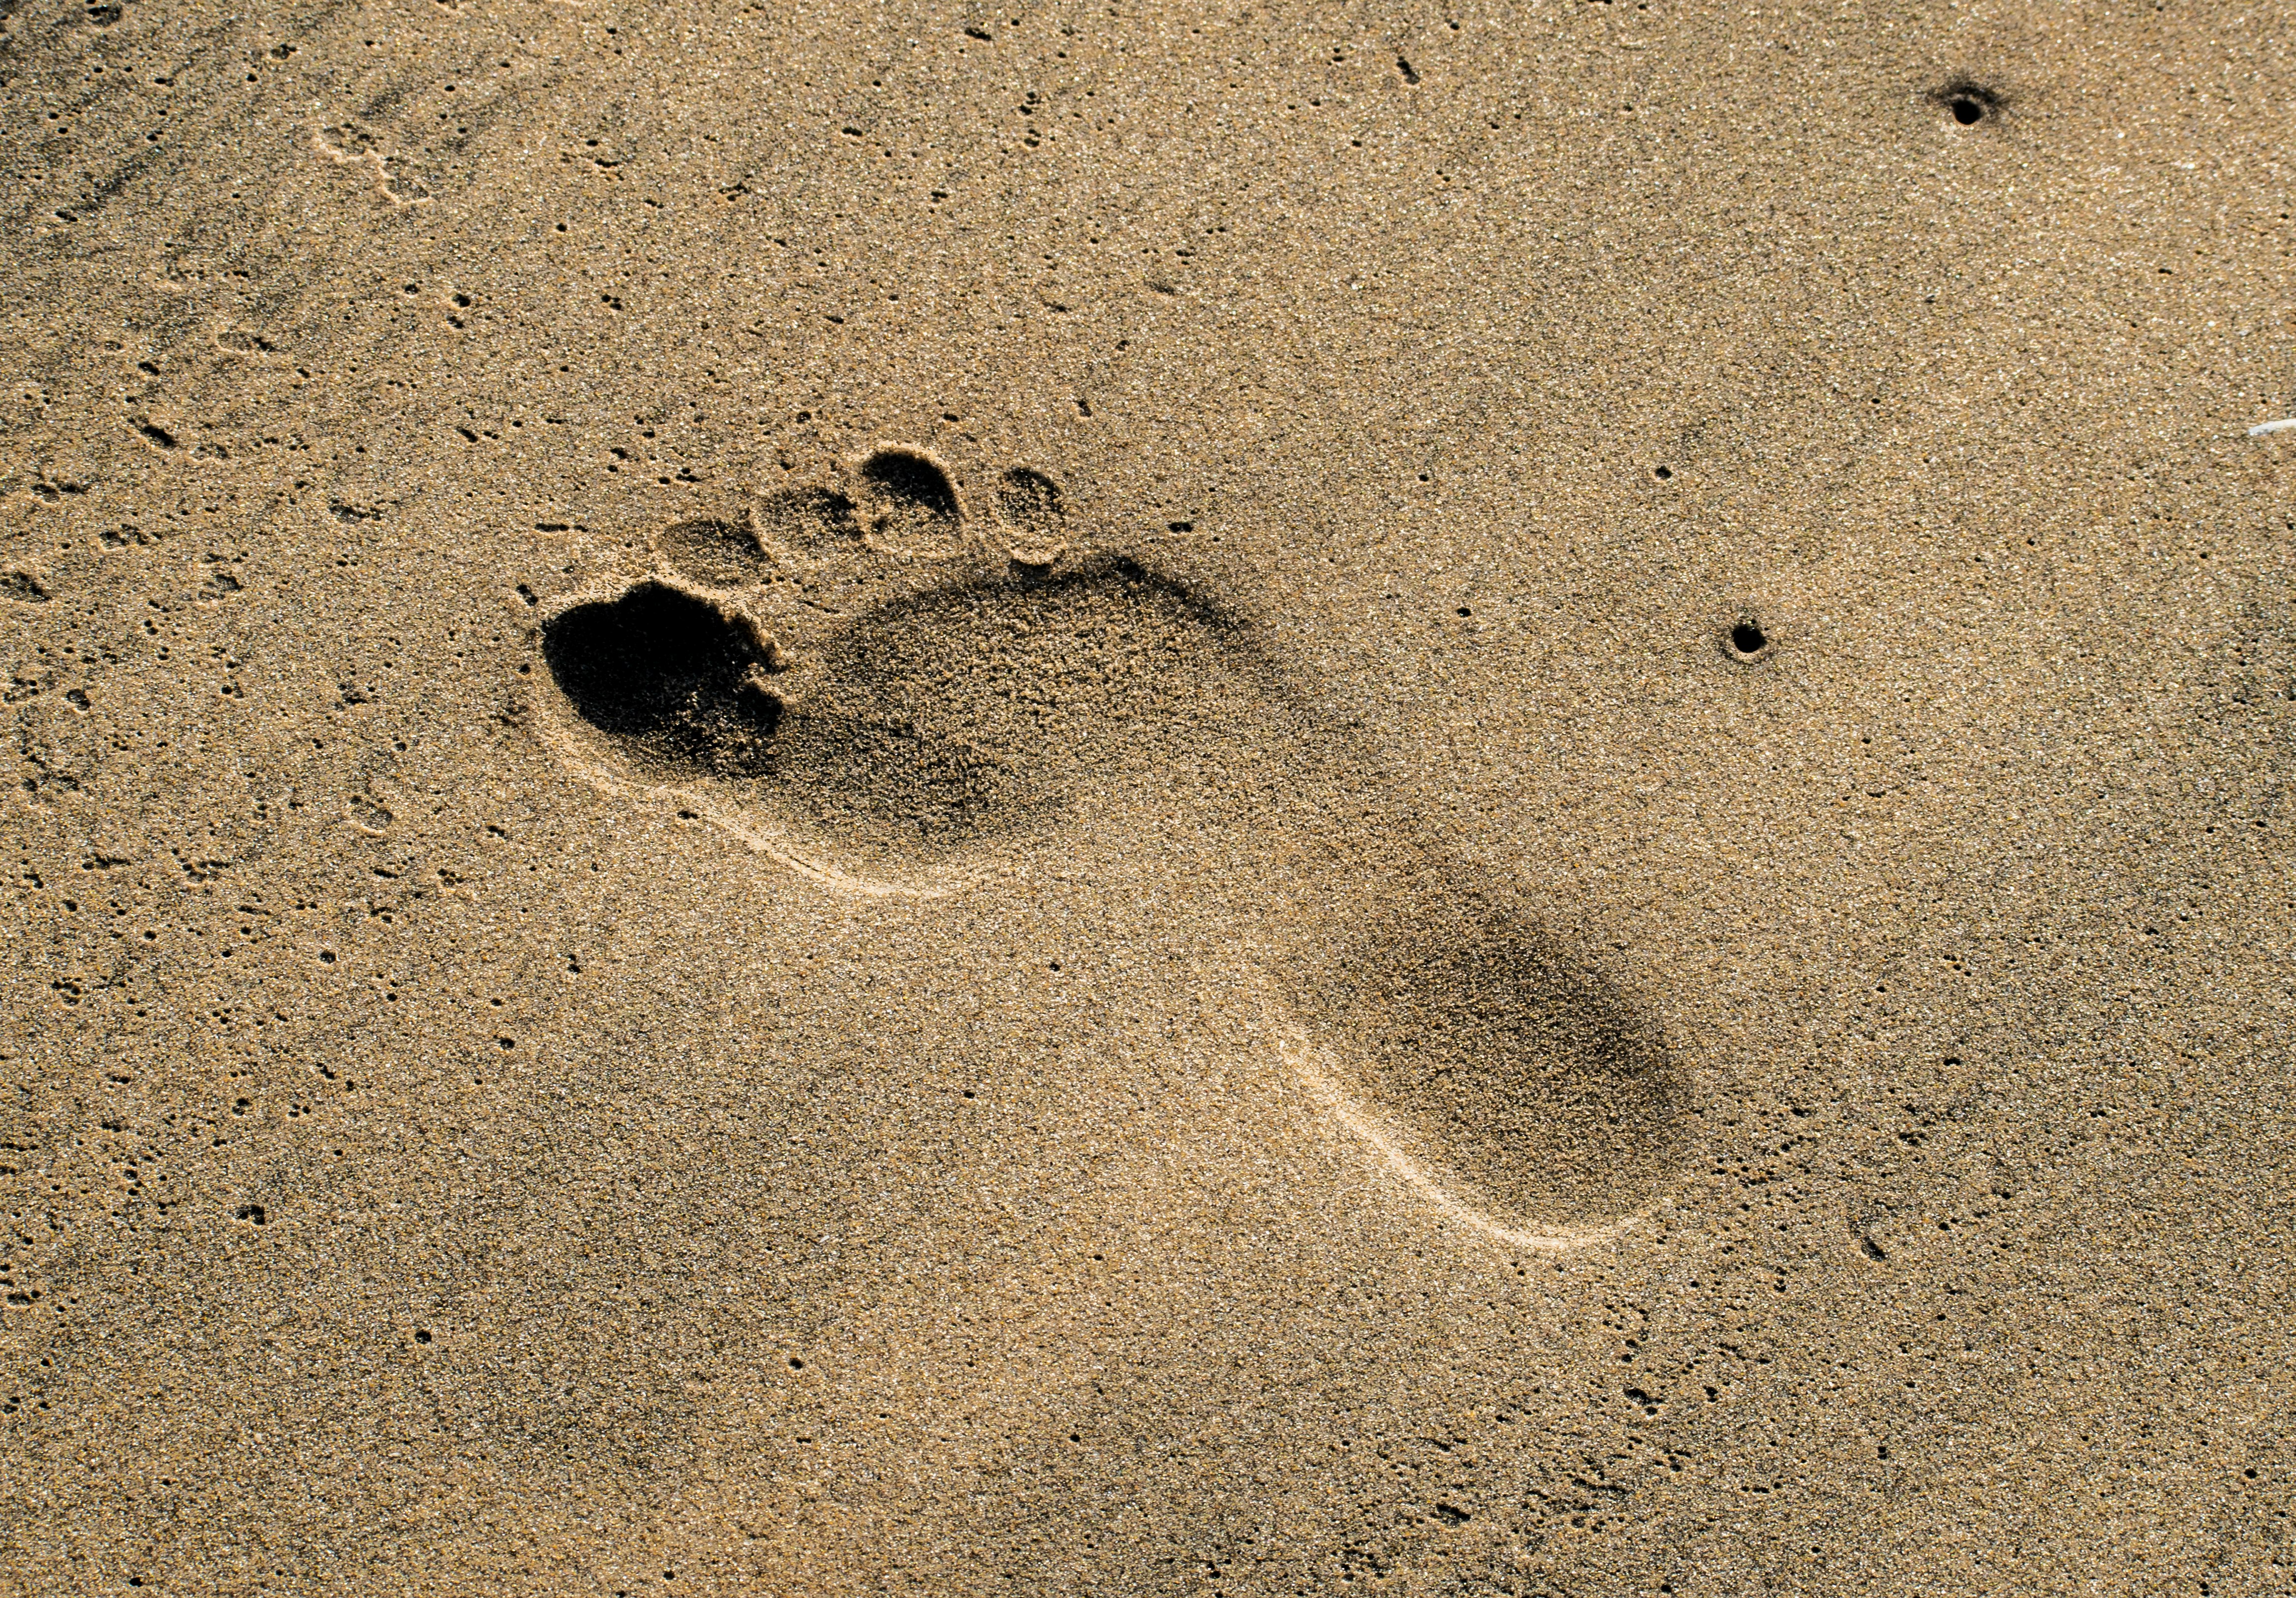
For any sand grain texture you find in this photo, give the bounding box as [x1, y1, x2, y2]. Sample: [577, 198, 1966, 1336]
[2, 0, 2294, 1592]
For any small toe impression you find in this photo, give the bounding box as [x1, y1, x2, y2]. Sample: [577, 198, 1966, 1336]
[995, 467, 1068, 567]
[541, 581, 783, 778]
[858, 448, 963, 553]
[658, 517, 770, 589]
[1298, 898, 1691, 1233]
[754, 486, 861, 560]
[995, 467, 1064, 534]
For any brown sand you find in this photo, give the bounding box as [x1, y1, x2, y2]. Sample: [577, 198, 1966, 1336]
[3, 0, 2293, 1591]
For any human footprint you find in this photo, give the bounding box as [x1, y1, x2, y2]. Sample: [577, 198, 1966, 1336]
[537, 448, 1692, 1239]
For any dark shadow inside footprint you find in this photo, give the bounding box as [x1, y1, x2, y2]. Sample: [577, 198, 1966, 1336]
[1295, 895, 1690, 1230]
[542, 582, 783, 777]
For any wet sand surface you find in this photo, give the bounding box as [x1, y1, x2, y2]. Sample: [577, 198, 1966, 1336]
[2, 0, 2294, 1591]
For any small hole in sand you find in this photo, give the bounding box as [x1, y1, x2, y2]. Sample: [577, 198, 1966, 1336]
[1730, 620, 1768, 655]
[1653, 464, 1673, 480]
[1933, 82, 2001, 126]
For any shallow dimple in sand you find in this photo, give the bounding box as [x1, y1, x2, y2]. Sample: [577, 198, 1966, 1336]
[3, 1, 2294, 1592]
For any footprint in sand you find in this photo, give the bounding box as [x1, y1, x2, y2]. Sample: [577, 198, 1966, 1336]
[536, 447, 1693, 1244]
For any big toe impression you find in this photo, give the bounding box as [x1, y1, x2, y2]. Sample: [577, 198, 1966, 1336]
[541, 581, 784, 778]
